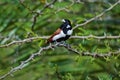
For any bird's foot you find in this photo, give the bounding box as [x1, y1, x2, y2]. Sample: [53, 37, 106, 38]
[54, 41, 59, 45]
[59, 41, 66, 45]
[60, 41, 70, 47]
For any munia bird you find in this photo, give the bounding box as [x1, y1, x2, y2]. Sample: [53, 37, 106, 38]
[47, 19, 73, 43]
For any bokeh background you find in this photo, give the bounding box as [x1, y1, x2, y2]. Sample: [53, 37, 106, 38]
[0, 0, 120, 80]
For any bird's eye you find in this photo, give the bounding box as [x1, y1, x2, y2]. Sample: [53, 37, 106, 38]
[66, 25, 70, 28]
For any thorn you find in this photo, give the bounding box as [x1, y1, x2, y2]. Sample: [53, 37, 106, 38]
[82, 39, 85, 43]
[10, 74, 14, 77]
[31, 57, 35, 61]
[20, 61, 24, 64]
[49, 43, 55, 50]
[50, 46, 55, 51]
[36, 10, 41, 13]
[10, 67, 14, 69]
[104, 32, 107, 37]
[89, 34, 93, 37]
[108, 2, 112, 7]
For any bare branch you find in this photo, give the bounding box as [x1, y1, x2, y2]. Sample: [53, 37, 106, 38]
[31, 0, 57, 31]
[55, 0, 74, 13]
[0, 35, 120, 48]
[73, 0, 120, 30]
[0, 36, 48, 48]
[0, 35, 6, 40]
[19, 0, 57, 31]
[19, 0, 33, 12]
[71, 35, 120, 39]
[0, 43, 56, 80]
[57, 43, 120, 58]
[0, 42, 120, 79]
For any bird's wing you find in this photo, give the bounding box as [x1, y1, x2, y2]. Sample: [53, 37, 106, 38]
[47, 28, 62, 43]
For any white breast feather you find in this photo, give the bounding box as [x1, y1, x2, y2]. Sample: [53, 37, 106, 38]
[52, 31, 66, 41]
[66, 25, 71, 28]
[67, 30, 73, 35]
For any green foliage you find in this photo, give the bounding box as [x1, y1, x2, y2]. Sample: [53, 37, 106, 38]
[98, 73, 112, 80]
[0, 0, 120, 80]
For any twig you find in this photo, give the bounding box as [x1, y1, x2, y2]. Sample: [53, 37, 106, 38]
[19, 0, 57, 31]
[19, 0, 33, 13]
[55, 0, 74, 13]
[0, 36, 6, 40]
[0, 43, 57, 80]
[31, 0, 57, 31]
[0, 35, 120, 48]
[0, 36, 48, 48]
[57, 43, 120, 58]
[71, 35, 120, 39]
[80, 50, 120, 58]
[0, 42, 120, 79]
[73, 0, 120, 30]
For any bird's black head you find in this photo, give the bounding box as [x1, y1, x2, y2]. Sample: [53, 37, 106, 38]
[60, 19, 72, 34]
[60, 19, 72, 29]
[62, 19, 71, 24]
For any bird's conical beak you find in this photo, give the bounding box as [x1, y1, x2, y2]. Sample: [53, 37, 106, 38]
[62, 19, 65, 22]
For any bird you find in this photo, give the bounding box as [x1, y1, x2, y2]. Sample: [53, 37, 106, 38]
[47, 19, 73, 44]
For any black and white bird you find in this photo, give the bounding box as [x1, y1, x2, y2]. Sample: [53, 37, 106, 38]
[47, 19, 73, 43]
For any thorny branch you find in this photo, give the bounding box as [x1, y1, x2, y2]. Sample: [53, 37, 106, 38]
[0, 36, 48, 48]
[19, 0, 120, 30]
[55, 0, 74, 13]
[0, 36, 6, 40]
[0, 35, 120, 48]
[0, 43, 56, 80]
[71, 35, 120, 39]
[0, 42, 120, 80]
[19, 0, 33, 12]
[73, 0, 120, 30]
[31, 0, 57, 31]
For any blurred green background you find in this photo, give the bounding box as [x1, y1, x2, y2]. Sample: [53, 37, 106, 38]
[0, 0, 120, 80]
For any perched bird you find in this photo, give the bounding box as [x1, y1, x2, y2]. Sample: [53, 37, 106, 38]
[47, 19, 73, 43]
